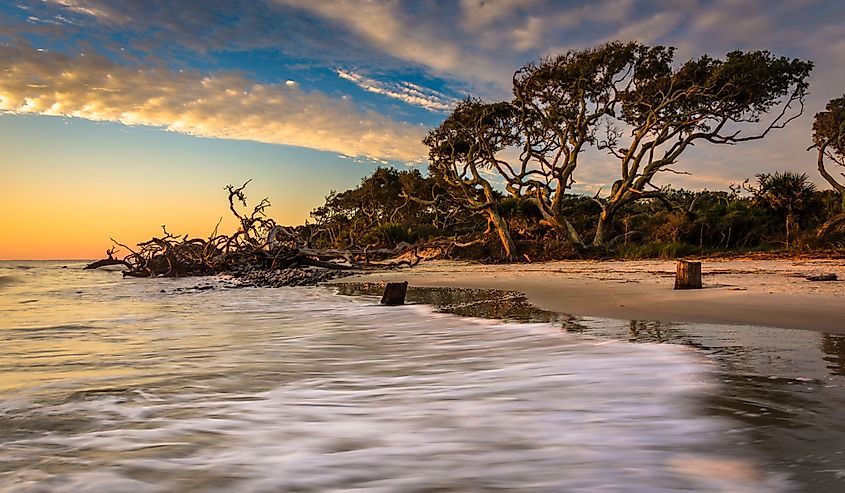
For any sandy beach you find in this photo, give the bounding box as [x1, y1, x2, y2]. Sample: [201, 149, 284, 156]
[339, 258, 845, 333]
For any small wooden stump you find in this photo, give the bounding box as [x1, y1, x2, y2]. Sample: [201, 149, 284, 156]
[381, 281, 408, 305]
[674, 260, 702, 290]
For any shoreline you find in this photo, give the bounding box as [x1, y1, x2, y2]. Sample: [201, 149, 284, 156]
[333, 258, 845, 333]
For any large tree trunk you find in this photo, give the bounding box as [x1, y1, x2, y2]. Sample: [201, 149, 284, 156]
[486, 208, 518, 260]
[562, 218, 585, 247]
[785, 214, 791, 248]
[84, 257, 130, 270]
[817, 212, 845, 239]
[592, 208, 614, 247]
[528, 195, 583, 247]
[539, 213, 584, 247]
[817, 150, 845, 201]
[674, 260, 702, 289]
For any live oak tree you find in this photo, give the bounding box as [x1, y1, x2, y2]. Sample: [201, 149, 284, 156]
[813, 95, 845, 199]
[309, 167, 411, 248]
[428, 42, 812, 255]
[424, 98, 520, 259]
[509, 42, 648, 245]
[307, 167, 466, 248]
[812, 95, 845, 237]
[592, 47, 812, 245]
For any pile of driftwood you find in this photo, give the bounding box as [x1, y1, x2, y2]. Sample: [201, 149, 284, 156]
[85, 181, 420, 284]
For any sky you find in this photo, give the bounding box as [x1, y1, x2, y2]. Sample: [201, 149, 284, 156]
[0, 0, 843, 259]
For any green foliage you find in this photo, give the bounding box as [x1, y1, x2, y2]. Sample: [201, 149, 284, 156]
[308, 165, 845, 258]
[813, 95, 845, 157]
[424, 98, 517, 185]
[813, 95, 845, 200]
[363, 223, 414, 245]
[307, 41, 837, 259]
[308, 166, 481, 249]
[498, 197, 543, 221]
[751, 172, 819, 247]
[754, 172, 818, 219]
[616, 242, 701, 259]
[623, 50, 812, 128]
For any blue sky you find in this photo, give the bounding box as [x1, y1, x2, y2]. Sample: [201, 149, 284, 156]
[0, 0, 843, 257]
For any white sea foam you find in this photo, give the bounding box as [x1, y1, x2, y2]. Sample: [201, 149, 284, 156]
[0, 264, 791, 492]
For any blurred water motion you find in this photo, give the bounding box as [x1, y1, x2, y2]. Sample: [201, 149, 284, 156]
[0, 264, 841, 492]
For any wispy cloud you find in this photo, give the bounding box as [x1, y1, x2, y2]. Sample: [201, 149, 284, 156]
[335, 69, 457, 112]
[6, 0, 845, 187]
[0, 45, 427, 162]
[272, 0, 510, 94]
[46, 0, 118, 21]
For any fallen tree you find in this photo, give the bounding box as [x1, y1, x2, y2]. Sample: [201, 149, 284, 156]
[83, 247, 130, 270]
[86, 181, 420, 282]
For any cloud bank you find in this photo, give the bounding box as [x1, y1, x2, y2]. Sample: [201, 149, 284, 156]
[5, 0, 845, 184]
[0, 45, 427, 162]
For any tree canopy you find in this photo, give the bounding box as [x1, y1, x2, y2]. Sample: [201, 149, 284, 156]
[813, 95, 845, 199]
[424, 98, 520, 258]
[753, 172, 818, 247]
[424, 41, 813, 252]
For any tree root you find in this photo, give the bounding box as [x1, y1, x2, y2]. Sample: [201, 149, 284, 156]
[86, 182, 422, 279]
[84, 247, 131, 270]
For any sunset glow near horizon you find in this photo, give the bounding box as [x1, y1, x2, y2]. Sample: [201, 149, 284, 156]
[1, 0, 843, 259]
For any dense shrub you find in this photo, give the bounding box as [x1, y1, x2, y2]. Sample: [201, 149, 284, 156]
[309, 167, 844, 259]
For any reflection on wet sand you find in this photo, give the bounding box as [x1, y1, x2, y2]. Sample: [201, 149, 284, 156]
[822, 333, 845, 376]
[7, 267, 786, 493]
[334, 283, 570, 324]
[336, 282, 845, 493]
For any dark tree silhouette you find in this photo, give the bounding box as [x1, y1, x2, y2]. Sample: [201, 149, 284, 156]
[91, 181, 420, 278]
[424, 98, 520, 259]
[509, 42, 648, 245]
[427, 42, 812, 254]
[812, 95, 845, 238]
[593, 48, 812, 245]
[753, 172, 817, 247]
[813, 95, 845, 201]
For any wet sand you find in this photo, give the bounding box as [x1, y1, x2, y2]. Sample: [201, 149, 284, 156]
[336, 258, 845, 333]
[334, 262, 845, 492]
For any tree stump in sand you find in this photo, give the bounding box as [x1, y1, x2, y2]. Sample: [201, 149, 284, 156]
[674, 261, 702, 290]
[381, 281, 408, 305]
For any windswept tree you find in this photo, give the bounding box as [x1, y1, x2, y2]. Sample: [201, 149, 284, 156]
[593, 48, 812, 245]
[812, 95, 845, 237]
[424, 98, 520, 259]
[813, 95, 845, 202]
[509, 42, 650, 245]
[426, 42, 812, 257]
[307, 167, 456, 248]
[308, 167, 407, 247]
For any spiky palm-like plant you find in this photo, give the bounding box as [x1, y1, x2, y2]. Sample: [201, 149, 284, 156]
[754, 172, 817, 247]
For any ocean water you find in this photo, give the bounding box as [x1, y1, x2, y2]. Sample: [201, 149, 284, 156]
[0, 261, 842, 492]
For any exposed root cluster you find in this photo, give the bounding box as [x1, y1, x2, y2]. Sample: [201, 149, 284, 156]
[87, 181, 420, 280]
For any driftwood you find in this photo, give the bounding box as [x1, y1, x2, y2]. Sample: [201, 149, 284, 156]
[87, 181, 421, 278]
[84, 247, 130, 270]
[806, 273, 838, 281]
